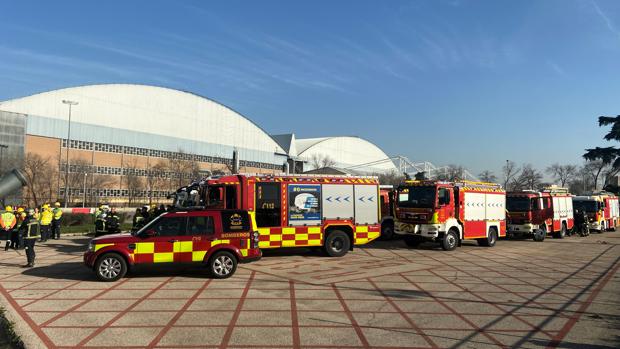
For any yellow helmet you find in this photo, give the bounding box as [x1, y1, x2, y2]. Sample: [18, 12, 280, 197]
[17, 207, 24, 213]
[54, 202, 61, 207]
[42, 204, 49, 210]
[5, 206, 13, 212]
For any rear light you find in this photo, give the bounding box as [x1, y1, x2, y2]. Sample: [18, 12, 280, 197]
[251, 231, 260, 249]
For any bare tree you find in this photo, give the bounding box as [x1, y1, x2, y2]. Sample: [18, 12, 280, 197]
[90, 174, 115, 207]
[511, 164, 543, 191]
[124, 159, 144, 206]
[310, 154, 336, 169]
[146, 161, 168, 205]
[546, 163, 578, 187]
[166, 150, 202, 189]
[22, 153, 54, 207]
[503, 160, 520, 189]
[478, 170, 497, 183]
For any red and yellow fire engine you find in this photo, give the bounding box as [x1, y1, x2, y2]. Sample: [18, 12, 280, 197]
[172, 174, 382, 257]
[594, 191, 619, 231]
[507, 187, 574, 241]
[394, 180, 506, 251]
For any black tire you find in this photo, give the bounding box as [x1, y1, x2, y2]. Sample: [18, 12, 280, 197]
[324, 230, 351, 257]
[95, 253, 127, 282]
[379, 223, 395, 240]
[533, 228, 546, 242]
[404, 235, 423, 248]
[441, 229, 459, 251]
[478, 228, 498, 247]
[208, 251, 237, 279]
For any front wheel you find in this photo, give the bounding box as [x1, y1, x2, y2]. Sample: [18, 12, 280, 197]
[441, 229, 459, 251]
[554, 223, 567, 239]
[208, 251, 237, 279]
[95, 253, 127, 282]
[533, 229, 546, 242]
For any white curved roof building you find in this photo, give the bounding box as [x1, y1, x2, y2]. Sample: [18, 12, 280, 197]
[296, 136, 396, 172]
[0, 84, 286, 166]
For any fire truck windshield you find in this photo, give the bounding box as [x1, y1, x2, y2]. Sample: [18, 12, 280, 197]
[507, 197, 531, 211]
[573, 200, 599, 213]
[398, 186, 436, 208]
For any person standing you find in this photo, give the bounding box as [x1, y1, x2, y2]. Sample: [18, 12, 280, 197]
[20, 209, 40, 267]
[106, 207, 121, 234]
[51, 202, 63, 240]
[1, 206, 17, 251]
[39, 204, 53, 242]
[10, 208, 26, 250]
[94, 205, 109, 237]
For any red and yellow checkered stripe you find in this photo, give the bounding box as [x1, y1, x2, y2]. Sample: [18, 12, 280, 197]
[256, 225, 380, 249]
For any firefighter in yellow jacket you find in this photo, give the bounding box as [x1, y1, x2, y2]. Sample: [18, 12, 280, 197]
[20, 209, 40, 267]
[1, 206, 17, 251]
[51, 202, 63, 240]
[39, 204, 53, 242]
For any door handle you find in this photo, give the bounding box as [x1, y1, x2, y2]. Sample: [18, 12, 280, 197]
[168, 239, 179, 243]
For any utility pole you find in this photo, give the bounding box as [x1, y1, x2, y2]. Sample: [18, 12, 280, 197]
[62, 100, 78, 208]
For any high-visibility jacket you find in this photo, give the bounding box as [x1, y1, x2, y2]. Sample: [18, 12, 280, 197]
[52, 208, 63, 221]
[40, 209, 53, 226]
[21, 218, 41, 239]
[0, 211, 16, 231]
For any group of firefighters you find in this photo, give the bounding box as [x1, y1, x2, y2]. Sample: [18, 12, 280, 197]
[93, 203, 168, 236]
[0, 202, 63, 267]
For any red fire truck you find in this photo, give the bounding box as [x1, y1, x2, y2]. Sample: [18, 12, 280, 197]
[506, 187, 574, 241]
[594, 192, 619, 231]
[171, 174, 382, 257]
[394, 180, 506, 251]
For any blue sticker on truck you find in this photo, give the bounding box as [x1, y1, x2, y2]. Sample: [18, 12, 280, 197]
[288, 184, 321, 223]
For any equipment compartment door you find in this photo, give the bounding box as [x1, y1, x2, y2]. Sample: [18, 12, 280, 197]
[322, 184, 354, 220]
[354, 185, 379, 225]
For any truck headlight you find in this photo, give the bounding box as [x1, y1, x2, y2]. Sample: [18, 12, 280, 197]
[87, 241, 94, 252]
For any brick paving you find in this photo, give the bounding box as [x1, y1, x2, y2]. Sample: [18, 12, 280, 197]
[0, 233, 617, 349]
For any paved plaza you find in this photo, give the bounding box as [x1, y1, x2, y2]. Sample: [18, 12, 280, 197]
[0, 233, 617, 349]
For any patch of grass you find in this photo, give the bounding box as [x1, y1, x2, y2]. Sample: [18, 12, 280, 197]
[0, 307, 24, 349]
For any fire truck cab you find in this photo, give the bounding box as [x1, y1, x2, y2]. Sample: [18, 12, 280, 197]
[594, 192, 619, 231]
[573, 196, 605, 232]
[394, 180, 506, 251]
[379, 185, 395, 240]
[506, 187, 574, 241]
[171, 174, 382, 257]
[84, 209, 261, 281]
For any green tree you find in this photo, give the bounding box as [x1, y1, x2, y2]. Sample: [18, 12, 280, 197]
[584, 116, 620, 189]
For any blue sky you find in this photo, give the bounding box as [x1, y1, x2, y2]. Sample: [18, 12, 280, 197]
[1, 0, 619, 177]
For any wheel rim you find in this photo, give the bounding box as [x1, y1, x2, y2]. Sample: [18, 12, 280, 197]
[446, 233, 456, 248]
[99, 258, 121, 279]
[213, 255, 234, 276]
[330, 237, 344, 252]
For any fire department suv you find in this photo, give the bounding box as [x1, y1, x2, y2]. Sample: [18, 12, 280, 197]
[172, 174, 382, 257]
[394, 180, 506, 251]
[506, 187, 574, 241]
[84, 209, 261, 281]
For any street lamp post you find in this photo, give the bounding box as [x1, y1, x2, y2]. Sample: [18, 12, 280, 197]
[83, 172, 87, 208]
[62, 100, 78, 208]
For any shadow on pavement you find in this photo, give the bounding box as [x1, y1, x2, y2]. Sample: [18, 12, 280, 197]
[529, 339, 620, 349]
